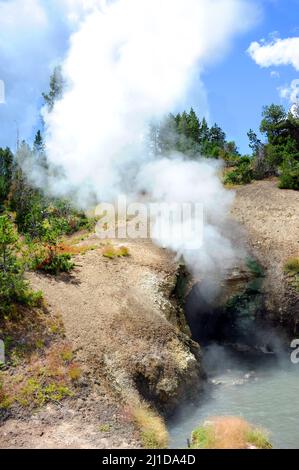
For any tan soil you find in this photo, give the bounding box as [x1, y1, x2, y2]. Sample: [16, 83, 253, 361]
[231, 178, 299, 332]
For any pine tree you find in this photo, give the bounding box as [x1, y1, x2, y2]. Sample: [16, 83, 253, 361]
[33, 130, 45, 153]
[199, 117, 209, 143]
[248, 129, 262, 156]
[187, 108, 200, 143]
[0, 148, 14, 210]
[42, 66, 64, 112]
[209, 123, 226, 148]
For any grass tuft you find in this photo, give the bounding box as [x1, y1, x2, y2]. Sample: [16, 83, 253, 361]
[68, 364, 82, 381]
[99, 424, 111, 433]
[190, 417, 272, 449]
[284, 257, 299, 291]
[102, 245, 130, 259]
[246, 427, 272, 449]
[132, 403, 169, 449]
[284, 258, 299, 275]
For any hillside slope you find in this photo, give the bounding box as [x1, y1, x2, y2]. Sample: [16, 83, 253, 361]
[1, 236, 202, 448]
[231, 178, 299, 333]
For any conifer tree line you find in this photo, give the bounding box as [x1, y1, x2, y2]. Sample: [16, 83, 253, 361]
[150, 105, 299, 190]
[0, 68, 299, 235]
[150, 109, 240, 162]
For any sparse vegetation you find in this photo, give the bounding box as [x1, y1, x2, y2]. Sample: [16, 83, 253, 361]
[102, 244, 130, 259]
[190, 417, 272, 449]
[132, 403, 169, 449]
[245, 427, 273, 450]
[38, 253, 74, 275]
[0, 214, 42, 316]
[0, 341, 81, 410]
[284, 258, 299, 291]
[99, 424, 112, 433]
[23, 218, 76, 275]
[284, 258, 299, 275]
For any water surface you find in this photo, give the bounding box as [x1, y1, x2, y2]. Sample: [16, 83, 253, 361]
[169, 347, 299, 449]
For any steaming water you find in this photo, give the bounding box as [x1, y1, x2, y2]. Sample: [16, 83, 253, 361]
[169, 350, 299, 449]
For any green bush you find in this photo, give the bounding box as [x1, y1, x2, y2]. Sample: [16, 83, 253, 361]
[31, 219, 75, 275]
[223, 170, 240, 185]
[38, 253, 74, 275]
[224, 157, 253, 185]
[279, 158, 299, 190]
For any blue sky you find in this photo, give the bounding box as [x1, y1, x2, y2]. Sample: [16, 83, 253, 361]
[0, 0, 299, 154]
[200, 0, 299, 152]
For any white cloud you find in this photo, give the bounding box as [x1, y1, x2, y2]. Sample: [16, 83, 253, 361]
[278, 79, 299, 103]
[248, 37, 299, 71]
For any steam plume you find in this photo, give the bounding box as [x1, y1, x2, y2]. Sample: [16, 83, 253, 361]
[40, 0, 256, 276]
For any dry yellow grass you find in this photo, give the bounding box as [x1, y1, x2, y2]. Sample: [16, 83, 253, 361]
[102, 244, 130, 259]
[131, 403, 169, 449]
[56, 243, 98, 256]
[191, 416, 272, 449]
[284, 257, 299, 274]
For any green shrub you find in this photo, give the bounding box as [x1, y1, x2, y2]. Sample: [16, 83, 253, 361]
[279, 159, 299, 190]
[223, 170, 239, 185]
[38, 253, 74, 275]
[224, 157, 253, 185]
[9, 162, 96, 240]
[28, 218, 75, 275]
[0, 215, 42, 316]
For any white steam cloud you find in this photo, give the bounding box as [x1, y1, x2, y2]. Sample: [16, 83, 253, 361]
[40, 0, 256, 276]
[43, 0, 256, 200]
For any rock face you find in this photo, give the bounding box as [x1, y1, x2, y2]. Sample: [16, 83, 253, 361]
[231, 179, 299, 336]
[182, 262, 277, 355]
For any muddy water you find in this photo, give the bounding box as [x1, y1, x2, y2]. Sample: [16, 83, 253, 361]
[169, 347, 299, 449]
